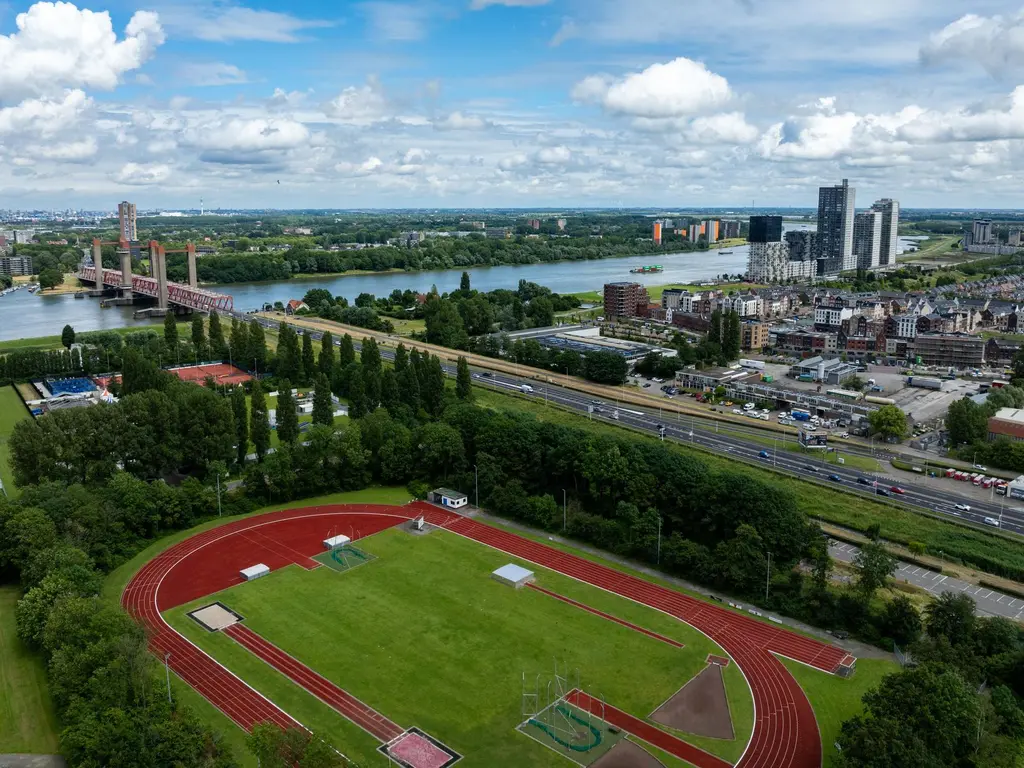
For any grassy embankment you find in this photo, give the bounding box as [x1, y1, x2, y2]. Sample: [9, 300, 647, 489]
[0, 324, 169, 354]
[0, 585, 60, 753]
[0, 386, 31, 498]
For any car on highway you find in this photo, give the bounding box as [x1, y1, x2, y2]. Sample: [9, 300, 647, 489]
[955, 503, 971, 511]
[984, 517, 1001, 527]
[856, 477, 872, 485]
[481, 371, 493, 378]
[890, 486, 906, 494]
[876, 488, 890, 497]
[829, 474, 842, 482]
[974, 464, 987, 471]
[804, 464, 819, 472]
[759, 450, 770, 459]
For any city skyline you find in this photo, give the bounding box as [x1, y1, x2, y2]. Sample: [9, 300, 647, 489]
[0, 0, 1021, 209]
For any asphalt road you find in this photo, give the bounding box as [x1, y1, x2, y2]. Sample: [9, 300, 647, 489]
[830, 541, 1024, 621]
[241, 313, 1024, 537]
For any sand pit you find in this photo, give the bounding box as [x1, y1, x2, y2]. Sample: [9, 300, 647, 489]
[649, 664, 734, 740]
[591, 739, 666, 768]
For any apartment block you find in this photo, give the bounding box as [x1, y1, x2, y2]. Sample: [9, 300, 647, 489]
[603, 282, 650, 318]
[911, 333, 986, 367]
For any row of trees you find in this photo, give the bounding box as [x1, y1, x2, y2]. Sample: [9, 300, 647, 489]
[947, 383, 1024, 470]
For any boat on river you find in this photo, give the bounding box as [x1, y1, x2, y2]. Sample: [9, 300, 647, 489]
[629, 265, 663, 274]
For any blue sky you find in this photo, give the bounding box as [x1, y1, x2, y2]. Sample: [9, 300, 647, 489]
[1, 0, 1023, 209]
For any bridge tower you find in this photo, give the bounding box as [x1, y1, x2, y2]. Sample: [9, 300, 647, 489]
[186, 242, 198, 288]
[150, 241, 168, 310]
[118, 238, 133, 299]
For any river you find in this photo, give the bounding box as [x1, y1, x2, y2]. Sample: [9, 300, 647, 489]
[0, 227, 921, 342]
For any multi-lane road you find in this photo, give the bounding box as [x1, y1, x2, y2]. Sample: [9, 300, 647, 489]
[242, 313, 1024, 536]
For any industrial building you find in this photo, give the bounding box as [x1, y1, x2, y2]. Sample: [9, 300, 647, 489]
[988, 408, 1024, 442]
[788, 355, 861, 384]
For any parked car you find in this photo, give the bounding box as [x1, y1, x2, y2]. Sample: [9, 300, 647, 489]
[955, 503, 971, 511]
[973, 464, 987, 471]
[642, 383, 651, 388]
[732, 408, 743, 415]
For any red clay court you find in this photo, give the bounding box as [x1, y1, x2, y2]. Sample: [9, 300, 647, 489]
[122, 502, 854, 768]
[166, 362, 253, 386]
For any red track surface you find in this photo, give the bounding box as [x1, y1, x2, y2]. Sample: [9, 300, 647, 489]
[527, 583, 685, 648]
[224, 623, 403, 742]
[566, 689, 732, 768]
[123, 503, 852, 767]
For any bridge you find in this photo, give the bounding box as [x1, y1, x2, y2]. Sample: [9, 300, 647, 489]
[77, 239, 233, 313]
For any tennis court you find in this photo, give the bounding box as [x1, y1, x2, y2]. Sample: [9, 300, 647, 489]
[167, 363, 252, 386]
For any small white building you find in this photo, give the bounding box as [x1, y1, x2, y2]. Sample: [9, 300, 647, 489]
[430, 488, 469, 509]
[492, 563, 535, 589]
[323, 535, 351, 549]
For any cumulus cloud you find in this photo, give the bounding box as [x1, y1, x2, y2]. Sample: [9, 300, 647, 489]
[25, 137, 97, 161]
[116, 162, 172, 184]
[159, 5, 331, 43]
[335, 156, 385, 175]
[434, 111, 488, 130]
[0, 2, 164, 100]
[181, 117, 311, 163]
[535, 145, 572, 164]
[0, 90, 90, 137]
[572, 57, 732, 118]
[921, 11, 1024, 76]
[361, 2, 431, 41]
[324, 79, 390, 124]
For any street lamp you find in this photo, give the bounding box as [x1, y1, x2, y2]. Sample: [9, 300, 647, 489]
[765, 552, 772, 602]
[562, 489, 567, 531]
[657, 515, 662, 564]
[473, 464, 479, 508]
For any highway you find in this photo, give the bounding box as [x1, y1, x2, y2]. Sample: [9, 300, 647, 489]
[240, 313, 1024, 537]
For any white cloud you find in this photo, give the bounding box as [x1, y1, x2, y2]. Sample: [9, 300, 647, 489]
[116, 162, 172, 184]
[0, 90, 90, 137]
[159, 4, 331, 43]
[469, 0, 550, 9]
[324, 79, 390, 124]
[25, 137, 97, 161]
[687, 112, 759, 144]
[335, 156, 385, 175]
[268, 88, 310, 110]
[0, 2, 164, 100]
[434, 111, 488, 130]
[361, 2, 430, 41]
[572, 57, 732, 118]
[402, 147, 429, 163]
[185, 117, 311, 153]
[178, 62, 248, 87]
[921, 11, 1024, 76]
[535, 145, 572, 164]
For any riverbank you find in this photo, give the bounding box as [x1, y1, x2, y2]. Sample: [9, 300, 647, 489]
[38, 274, 87, 296]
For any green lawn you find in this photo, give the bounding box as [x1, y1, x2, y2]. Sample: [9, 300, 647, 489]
[0, 386, 30, 498]
[166, 527, 754, 767]
[783, 657, 898, 767]
[0, 323, 170, 353]
[0, 585, 60, 753]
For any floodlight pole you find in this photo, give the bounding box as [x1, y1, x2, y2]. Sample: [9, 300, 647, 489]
[765, 552, 772, 602]
[216, 474, 222, 517]
[562, 489, 567, 531]
[657, 516, 662, 564]
[164, 652, 172, 703]
[474, 464, 479, 508]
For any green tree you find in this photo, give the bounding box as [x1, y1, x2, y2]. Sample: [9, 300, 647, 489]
[415, 422, 466, 481]
[722, 310, 741, 360]
[946, 397, 989, 447]
[393, 342, 409, 374]
[191, 316, 207, 359]
[361, 337, 382, 374]
[61, 324, 76, 349]
[528, 296, 554, 327]
[346, 364, 367, 418]
[714, 524, 767, 593]
[1011, 348, 1024, 386]
[208, 310, 227, 358]
[248, 319, 267, 373]
[276, 323, 303, 382]
[163, 312, 178, 347]
[422, 355, 447, 416]
[424, 297, 469, 349]
[868, 404, 908, 441]
[582, 350, 628, 385]
[231, 386, 249, 466]
[925, 591, 977, 646]
[460, 270, 471, 293]
[312, 374, 333, 426]
[338, 334, 355, 368]
[318, 331, 335, 377]
[250, 380, 271, 461]
[247, 724, 344, 768]
[853, 541, 897, 598]
[277, 381, 299, 444]
[880, 595, 922, 646]
[38, 267, 62, 290]
[301, 332, 316, 384]
[230, 319, 249, 367]
[456, 356, 473, 401]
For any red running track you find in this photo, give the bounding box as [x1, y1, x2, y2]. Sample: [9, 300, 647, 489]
[407, 501, 851, 768]
[121, 504, 417, 733]
[527, 583, 685, 648]
[566, 689, 732, 768]
[224, 623, 404, 743]
[124, 502, 851, 767]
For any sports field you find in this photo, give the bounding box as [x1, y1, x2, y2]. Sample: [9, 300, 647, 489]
[0, 385, 30, 497]
[0, 586, 59, 753]
[166, 526, 754, 767]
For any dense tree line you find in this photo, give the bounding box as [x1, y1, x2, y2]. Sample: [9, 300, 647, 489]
[166, 232, 700, 285]
[837, 591, 1024, 767]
